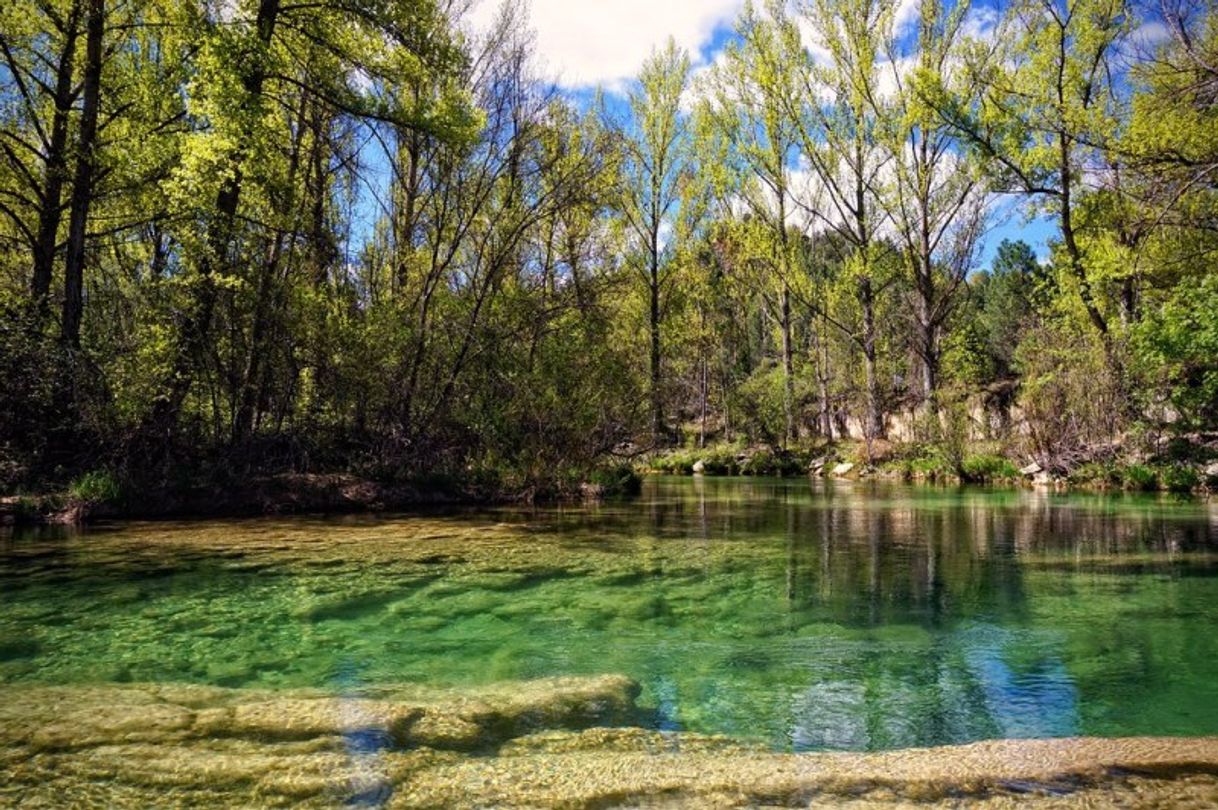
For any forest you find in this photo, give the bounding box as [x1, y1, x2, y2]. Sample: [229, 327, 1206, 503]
[1, 0, 1216, 507]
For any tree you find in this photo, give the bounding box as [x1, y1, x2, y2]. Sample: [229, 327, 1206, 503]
[780, 0, 899, 441]
[931, 0, 1131, 341]
[614, 39, 692, 445]
[705, 2, 808, 445]
[878, 0, 987, 409]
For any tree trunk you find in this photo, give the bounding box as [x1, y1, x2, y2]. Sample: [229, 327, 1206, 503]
[815, 322, 833, 438]
[650, 254, 663, 443]
[699, 355, 708, 449]
[62, 0, 104, 349]
[30, 4, 82, 311]
[781, 283, 795, 447]
[915, 272, 938, 410]
[859, 276, 883, 440]
[1058, 133, 1108, 338]
[234, 86, 309, 443]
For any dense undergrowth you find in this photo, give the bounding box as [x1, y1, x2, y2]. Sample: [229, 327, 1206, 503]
[648, 436, 1218, 494]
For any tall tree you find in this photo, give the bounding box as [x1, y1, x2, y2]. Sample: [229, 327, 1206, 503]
[780, 0, 897, 441]
[62, 0, 104, 348]
[0, 0, 83, 313]
[615, 39, 692, 444]
[878, 0, 986, 409]
[930, 0, 1130, 340]
[706, 2, 806, 444]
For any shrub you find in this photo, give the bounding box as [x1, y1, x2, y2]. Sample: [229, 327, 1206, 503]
[741, 448, 776, 476]
[961, 454, 1020, 483]
[587, 463, 642, 496]
[908, 453, 954, 480]
[68, 469, 124, 505]
[699, 445, 741, 475]
[1159, 464, 1200, 494]
[1068, 462, 1121, 487]
[1122, 464, 1158, 491]
[651, 449, 696, 474]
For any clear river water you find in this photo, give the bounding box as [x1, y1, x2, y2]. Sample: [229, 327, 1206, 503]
[3, 476, 1218, 806]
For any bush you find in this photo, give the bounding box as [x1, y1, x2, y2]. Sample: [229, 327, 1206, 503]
[699, 445, 741, 475]
[740, 448, 776, 476]
[587, 463, 642, 496]
[907, 452, 955, 480]
[1068, 462, 1121, 487]
[651, 449, 696, 474]
[1121, 464, 1158, 491]
[960, 454, 1020, 483]
[68, 469, 124, 505]
[1159, 464, 1200, 494]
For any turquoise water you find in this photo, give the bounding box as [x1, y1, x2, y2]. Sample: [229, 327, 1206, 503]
[2, 476, 1217, 752]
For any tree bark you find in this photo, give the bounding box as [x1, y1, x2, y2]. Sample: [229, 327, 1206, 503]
[62, 0, 104, 349]
[781, 283, 795, 447]
[859, 275, 883, 440]
[650, 250, 663, 443]
[30, 4, 81, 311]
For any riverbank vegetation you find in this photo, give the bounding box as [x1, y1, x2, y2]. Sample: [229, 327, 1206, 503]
[2, 0, 1217, 507]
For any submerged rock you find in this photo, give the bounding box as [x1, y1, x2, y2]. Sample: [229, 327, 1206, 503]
[4, 680, 1218, 807]
[0, 675, 642, 756]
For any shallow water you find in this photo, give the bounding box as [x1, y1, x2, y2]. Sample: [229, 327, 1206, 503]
[3, 476, 1218, 756]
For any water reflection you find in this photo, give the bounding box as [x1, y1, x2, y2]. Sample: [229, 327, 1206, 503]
[1, 477, 1217, 752]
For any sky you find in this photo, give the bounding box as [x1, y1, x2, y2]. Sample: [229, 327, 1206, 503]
[467, 0, 1057, 270]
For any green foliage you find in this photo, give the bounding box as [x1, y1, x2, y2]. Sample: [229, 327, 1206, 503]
[68, 470, 124, 505]
[960, 455, 1020, 483]
[587, 464, 643, 497]
[1, 0, 1217, 504]
[1159, 465, 1200, 494]
[1134, 274, 1218, 429]
[907, 452, 955, 481]
[1122, 465, 1158, 492]
[1014, 322, 1125, 471]
[1070, 462, 1201, 494]
[731, 364, 795, 447]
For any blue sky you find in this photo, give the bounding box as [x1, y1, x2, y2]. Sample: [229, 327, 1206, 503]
[463, 0, 1058, 270]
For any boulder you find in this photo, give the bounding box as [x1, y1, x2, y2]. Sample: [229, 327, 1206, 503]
[831, 462, 855, 478]
[1020, 462, 1043, 476]
[691, 459, 706, 474]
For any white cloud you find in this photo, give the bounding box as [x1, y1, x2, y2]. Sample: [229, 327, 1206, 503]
[893, 0, 922, 36]
[468, 0, 745, 90]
